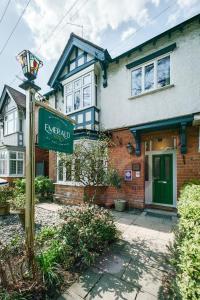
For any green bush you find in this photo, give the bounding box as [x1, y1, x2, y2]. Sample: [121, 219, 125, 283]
[0, 187, 14, 205]
[60, 205, 119, 265]
[170, 182, 200, 300]
[14, 176, 54, 197]
[9, 193, 38, 210]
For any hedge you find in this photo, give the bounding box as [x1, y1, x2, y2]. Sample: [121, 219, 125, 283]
[170, 182, 200, 299]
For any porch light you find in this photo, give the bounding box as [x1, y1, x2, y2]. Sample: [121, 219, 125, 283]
[126, 142, 134, 155]
[17, 50, 43, 81]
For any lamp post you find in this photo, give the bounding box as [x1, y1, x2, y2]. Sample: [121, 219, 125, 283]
[17, 50, 43, 270]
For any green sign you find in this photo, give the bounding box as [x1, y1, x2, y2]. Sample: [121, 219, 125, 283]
[38, 108, 74, 153]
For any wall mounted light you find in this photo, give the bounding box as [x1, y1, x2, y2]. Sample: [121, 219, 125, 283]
[126, 142, 134, 155]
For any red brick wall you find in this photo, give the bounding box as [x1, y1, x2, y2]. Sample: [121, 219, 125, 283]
[49, 125, 200, 209]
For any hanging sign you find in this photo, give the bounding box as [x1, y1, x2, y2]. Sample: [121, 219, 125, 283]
[38, 107, 74, 153]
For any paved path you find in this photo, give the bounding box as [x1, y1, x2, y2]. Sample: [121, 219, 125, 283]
[58, 210, 177, 300]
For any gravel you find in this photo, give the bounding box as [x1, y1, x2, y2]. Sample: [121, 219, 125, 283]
[0, 206, 62, 245]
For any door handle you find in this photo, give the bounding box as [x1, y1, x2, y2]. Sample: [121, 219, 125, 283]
[157, 180, 167, 184]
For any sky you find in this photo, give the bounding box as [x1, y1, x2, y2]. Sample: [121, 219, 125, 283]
[0, 0, 199, 94]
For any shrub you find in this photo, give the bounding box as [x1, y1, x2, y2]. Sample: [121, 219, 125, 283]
[0, 187, 14, 205]
[9, 193, 38, 210]
[60, 205, 119, 265]
[14, 177, 54, 197]
[169, 182, 200, 300]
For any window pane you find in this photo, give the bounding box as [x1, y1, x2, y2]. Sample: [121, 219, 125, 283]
[145, 156, 149, 181]
[58, 161, 63, 181]
[17, 161, 23, 174]
[74, 79, 81, 90]
[157, 56, 170, 87]
[78, 56, 84, 66]
[18, 152, 23, 159]
[66, 94, 73, 113]
[131, 68, 142, 96]
[83, 74, 91, 85]
[66, 162, 71, 181]
[74, 90, 81, 110]
[83, 86, 91, 107]
[10, 152, 16, 159]
[144, 63, 154, 90]
[0, 160, 6, 174]
[10, 160, 16, 175]
[153, 157, 160, 178]
[69, 61, 76, 71]
[66, 83, 72, 94]
[74, 159, 80, 181]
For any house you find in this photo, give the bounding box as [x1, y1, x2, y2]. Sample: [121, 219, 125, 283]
[0, 85, 49, 182]
[46, 13, 200, 210]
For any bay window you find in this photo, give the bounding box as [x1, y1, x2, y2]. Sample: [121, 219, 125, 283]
[131, 55, 170, 96]
[65, 72, 92, 113]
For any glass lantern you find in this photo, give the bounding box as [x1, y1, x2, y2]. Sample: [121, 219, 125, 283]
[17, 50, 43, 81]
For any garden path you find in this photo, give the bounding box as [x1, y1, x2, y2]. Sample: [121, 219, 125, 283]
[58, 209, 177, 300]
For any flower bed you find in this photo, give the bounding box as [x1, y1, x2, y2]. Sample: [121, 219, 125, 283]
[0, 205, 119, 299]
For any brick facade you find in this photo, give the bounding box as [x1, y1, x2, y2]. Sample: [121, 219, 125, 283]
[49, 125, 200, 209]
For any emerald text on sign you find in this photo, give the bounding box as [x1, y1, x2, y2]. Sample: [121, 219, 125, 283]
[38, 107, 74, 153]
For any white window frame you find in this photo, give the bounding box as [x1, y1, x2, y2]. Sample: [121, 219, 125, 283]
[131, 53, 171, 97]
[64, 70, 95, 114]
[0, 150, 24, 177]
[9, 151, 24, 176]
[0, 151, 7, 176]
[4, 110, 18, 135]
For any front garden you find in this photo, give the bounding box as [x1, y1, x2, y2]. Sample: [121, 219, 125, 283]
[0, 177, 119, 299]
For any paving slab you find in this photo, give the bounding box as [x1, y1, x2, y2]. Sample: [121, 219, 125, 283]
[122, 264, 164, 297]
[85, 273, 139, 300]
[94, 251, 131, 279]
[67, 267, 102, 299]
[136, 291, 157, 299]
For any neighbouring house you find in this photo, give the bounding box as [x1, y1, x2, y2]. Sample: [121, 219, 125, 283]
[46, 13, 200, 211]
[0, 85, 49, 183]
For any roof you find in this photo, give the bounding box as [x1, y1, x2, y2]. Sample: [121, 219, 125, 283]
[48, 32, 111, 88]
[112, 13, 200, 61]
[5, 85, 26, 108]
[0, 85, 26, 112]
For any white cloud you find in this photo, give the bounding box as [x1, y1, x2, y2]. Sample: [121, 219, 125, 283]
[17, 0, 161, 60]
[177, 0, 198, 7]
[17, 0, 200, 61]
[121, 27, 136, 41]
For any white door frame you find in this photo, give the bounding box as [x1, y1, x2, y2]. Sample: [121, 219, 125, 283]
[145, 149, 177, 208]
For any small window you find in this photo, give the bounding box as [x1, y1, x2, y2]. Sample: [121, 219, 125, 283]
[74, 90, 81, 110]
[78, 56, 84, 66]
[157, 56, 170, 87]
[131, 68, 142, 96]
[69, 61, 76, 71]
[131, 55, 171, 96]
[66, 94, 73, 113]
[74, 79, 81, 90]
[144, 63, 154, 91]
[83, 74, 91, 85]
[83, 86, 91, 107]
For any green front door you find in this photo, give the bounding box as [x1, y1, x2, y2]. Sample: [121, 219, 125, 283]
[152, 154, 173, 205]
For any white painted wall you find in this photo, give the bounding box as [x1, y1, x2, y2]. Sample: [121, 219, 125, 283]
[99, 21, 200, 130]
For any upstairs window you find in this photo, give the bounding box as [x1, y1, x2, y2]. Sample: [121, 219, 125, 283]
[4, 110, 17, 135]
[65, 72, 92, 113]
[131, 55, 170, 96]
